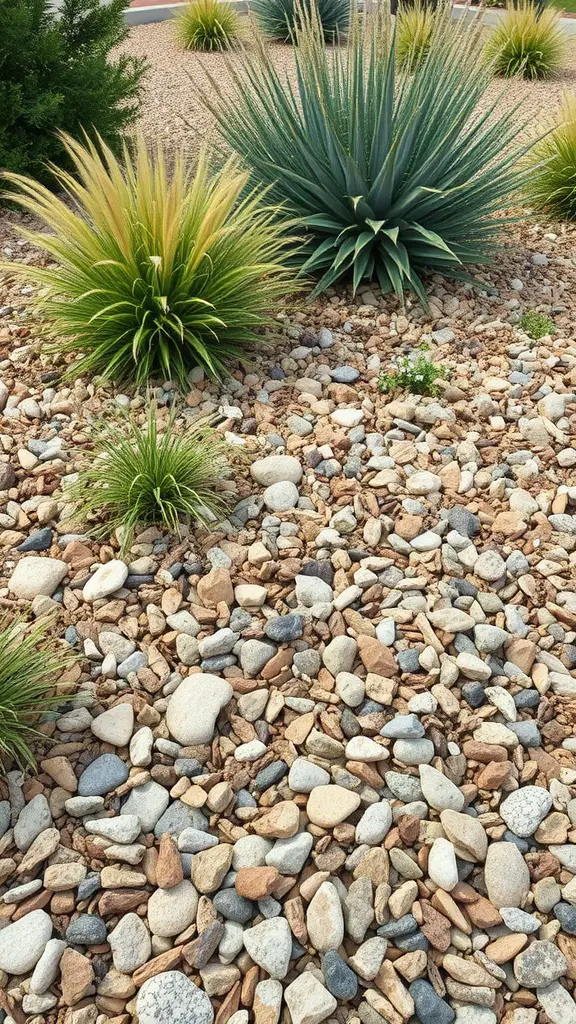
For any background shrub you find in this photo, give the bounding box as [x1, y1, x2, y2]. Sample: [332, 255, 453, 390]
[526, 95, 576, 219]
[208, 6, 533, 303]
[250, 0, 349, 41]
[0, 0, 144, 184]
[396, 1, 441, 71]
[484, 2, 565, 79]
[0, 617, 72, 770]
[175, 0, 241, 50]
[3, 133, 295, 386]
[68, 402, 232, 546]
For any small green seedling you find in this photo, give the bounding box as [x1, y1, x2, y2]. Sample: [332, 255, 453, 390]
[378, 350, 451, 397]
[519, 310, 556, 340]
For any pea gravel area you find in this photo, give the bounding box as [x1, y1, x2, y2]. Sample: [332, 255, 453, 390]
[116, 18, 576, 152]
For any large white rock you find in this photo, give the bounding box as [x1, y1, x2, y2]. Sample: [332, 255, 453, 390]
[166, 674, 233, 745]
[250, 455, 303, 486]
[284, 972, 337, 1024]
[243, 917, 292, 979]
[0, 909, 53, 974]
[83, 559, 128, 602]
[137, 972, 214, 1024]
[109, 912, 152, 973]
[147, 880, 199, 937]
[91, 703, 134, 747]
[9, 557, 67, 599]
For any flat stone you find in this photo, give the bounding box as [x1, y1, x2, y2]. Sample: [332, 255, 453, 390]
[537, 981, 576, 1024]
[109, 912, 152, 973]
[307, 881, 345, 952]
[484, 842, 530, 908]
[440, 809, 488, 862]
[65, 914, 107, 945]
[0, 909, 52, 974]
[410, 979, 454, 1024]
[243, 917, 292, 979]
[136, 971, 214, 1024]
[122, 780, 170, 833]
[499, 786, 553, 837]
[14, 794, 52, 851]
[427, 837, 459, 891]
[306, 786, 361, 827]
[147, 880, 199, 937]
[263, 480, 299, 512]
[322, 950, 358, 1000]
[91, 703, 134, 747]
[355, 801, 392, 845]
[419, 765, 464, 812]
[288, 758, 330, 793]
[514, 940, 567, 987]
[78, 753, 129, 796]
[83, 559, 129, 601]
[166, 674, 233, 744]
[284, 972, 337, 1024]
[265, 833, 314, 874]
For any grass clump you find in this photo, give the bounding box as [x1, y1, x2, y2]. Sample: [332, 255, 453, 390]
[396, 1, 439, 71]
[3, 133, 294, 387]
[485, 2, 565, 79]
[519, 310, 555, 338]
[250, 0, 349, 41]
[175, 0, 241, 50]
[378, 349, 451, 396]
[208, 4, 534, 303]
[525, 94, 576, 220]
[0, 617, 73, 771]
[67, 402, 232, 548]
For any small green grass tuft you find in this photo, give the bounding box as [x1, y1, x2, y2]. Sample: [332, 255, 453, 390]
[484, 1, 565, 80]
[175, 0, 241, 51]
[519, 310, 556, 338]
[379, 350, 451, 396]
[525, 94, 576, 221]
[67, 402, 233, 549]
[0, 617, 74, 771]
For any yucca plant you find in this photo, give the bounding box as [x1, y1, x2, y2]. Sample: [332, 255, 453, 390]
[485, 2, 565, 79]
[250, 0, 349, 41]
[396, 1, 441, 71]
[0, 616, 73, 771]
[67, 402, 232, 547]
[2, 134, 294, 386]
[206, 5, 534, 302]
[526, 94, 576, 219]
[175, 0, 241, 50]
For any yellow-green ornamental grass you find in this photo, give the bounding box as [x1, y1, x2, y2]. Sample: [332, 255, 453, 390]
[526, 94, 576, 220]
[2, 133, 295, 387]
[396, 2, 438, 72]
[485, 1, 565, 80]
[175, 0, 241, 51]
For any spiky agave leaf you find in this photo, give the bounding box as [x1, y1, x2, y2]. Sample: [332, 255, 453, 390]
[525, 93, 576, 219]
[2, 133, 296, 387]
[175, 0, 241, 51]
[66, 401, 233, 548]
[250, 0, 349, 41]
[205, 3, 537, 303]
[484, 1, 565, 80]
[0, 616, 75, 771]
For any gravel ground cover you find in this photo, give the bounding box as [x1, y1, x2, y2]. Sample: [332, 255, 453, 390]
[116, 20, 576, 150]
[0, 23, 576, 1024]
